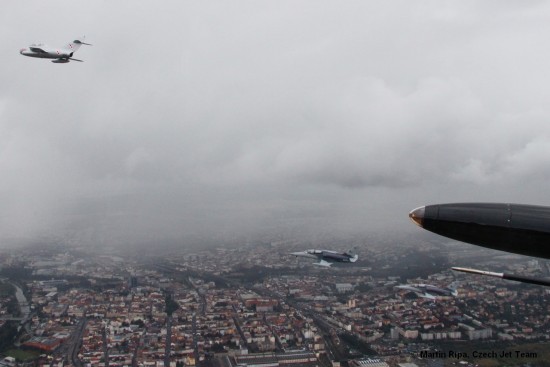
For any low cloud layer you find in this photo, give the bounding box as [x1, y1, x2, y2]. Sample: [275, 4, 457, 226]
[2, 1, 550, 243]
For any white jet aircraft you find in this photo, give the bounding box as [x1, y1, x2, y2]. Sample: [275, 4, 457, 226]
[291, 249, 358, 267]
[20, 37, 91, 63]
[395, 282, 459, 300]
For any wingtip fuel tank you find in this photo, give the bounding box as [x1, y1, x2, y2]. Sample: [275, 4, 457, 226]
[409, 203, 550, 260]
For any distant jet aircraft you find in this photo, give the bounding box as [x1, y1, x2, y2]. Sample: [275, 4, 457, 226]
[395, 282, 458, 300]
[291, 249, 358, 267]
[20, 37, 91, 63]
[409, 202, 550, 287]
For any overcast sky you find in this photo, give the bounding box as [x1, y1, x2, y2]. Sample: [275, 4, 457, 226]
[2, 1, 550, 245]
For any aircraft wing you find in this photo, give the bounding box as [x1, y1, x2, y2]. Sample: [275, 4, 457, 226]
[315, 260, 332, 267]
[420, 293, 437, 300]
[395, 285, 419, 292]
[29, 47, 47, 53]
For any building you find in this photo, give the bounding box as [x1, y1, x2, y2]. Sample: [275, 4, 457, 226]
[350, 358, 390, 367]
[23, 337, 62, 352]
[232, 351, 318, 367]
[458, 322, 492, 340]
[335, 284, 354, 293]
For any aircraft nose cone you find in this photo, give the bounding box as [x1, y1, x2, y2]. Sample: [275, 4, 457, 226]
[20, 48, 26, 54]
[409, 206, 425, 227]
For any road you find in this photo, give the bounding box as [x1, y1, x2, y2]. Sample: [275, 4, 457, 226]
[165, 315, 172, 367]
[7, 282, 31, 330]
[57, 317, 87, 367]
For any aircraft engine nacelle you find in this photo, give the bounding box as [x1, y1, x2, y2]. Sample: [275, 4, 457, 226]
[51, 59, 70, 63]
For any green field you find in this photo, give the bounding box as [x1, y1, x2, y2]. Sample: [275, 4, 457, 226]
[0, 283, 15, 296]
[5, 349, 40, 362]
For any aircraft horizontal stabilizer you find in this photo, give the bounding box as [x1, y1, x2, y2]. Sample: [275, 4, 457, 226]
[74, 39, 92, 46]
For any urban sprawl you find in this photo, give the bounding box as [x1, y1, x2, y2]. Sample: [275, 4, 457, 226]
[0, 238, 549, 367]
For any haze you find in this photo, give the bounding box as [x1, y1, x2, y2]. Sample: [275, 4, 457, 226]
[2, 1, 550, 245]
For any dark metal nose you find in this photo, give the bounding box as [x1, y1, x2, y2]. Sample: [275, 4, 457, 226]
[409, 206, 425, 227]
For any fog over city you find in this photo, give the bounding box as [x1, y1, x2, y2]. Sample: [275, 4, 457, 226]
[2, 1, 550, 244]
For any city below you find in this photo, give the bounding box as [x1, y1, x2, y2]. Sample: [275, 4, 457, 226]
[0, 234, 548, 367]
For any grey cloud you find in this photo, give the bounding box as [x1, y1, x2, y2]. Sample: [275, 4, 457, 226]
[2, 1, 550, 243]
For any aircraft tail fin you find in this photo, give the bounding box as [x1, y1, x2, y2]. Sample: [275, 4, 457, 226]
[65, 36, 92, 52]
[346, 247, 359, 262]
[448, 281, 460, 296]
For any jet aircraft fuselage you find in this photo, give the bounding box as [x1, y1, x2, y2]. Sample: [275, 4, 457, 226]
[395, 283, 458, 300]
[291, 249, 358, 267]
[20, 38, 91, 63]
